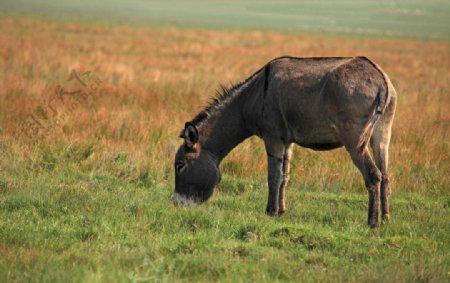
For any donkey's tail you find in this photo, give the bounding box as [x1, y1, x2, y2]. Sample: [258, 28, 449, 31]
[356, 57, 390, 149]
[357, 90, 383, 149]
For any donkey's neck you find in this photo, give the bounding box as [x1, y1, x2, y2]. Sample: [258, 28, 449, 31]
[191, 68, 265, 162]
[198, 95, 252, 161]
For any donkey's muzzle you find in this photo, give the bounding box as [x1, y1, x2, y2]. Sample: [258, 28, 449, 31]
[171, 192, 195, 206]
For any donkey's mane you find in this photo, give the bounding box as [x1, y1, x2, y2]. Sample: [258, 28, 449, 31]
[190, 67, 263, 127]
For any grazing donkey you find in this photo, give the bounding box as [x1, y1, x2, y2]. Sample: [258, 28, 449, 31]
[172, 56, 396, 227]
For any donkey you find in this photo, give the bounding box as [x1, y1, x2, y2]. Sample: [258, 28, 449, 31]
[172, 56, 396, 228]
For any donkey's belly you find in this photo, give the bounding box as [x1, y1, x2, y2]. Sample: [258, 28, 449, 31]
[297, 141, 343, 151]
[292, 125, 343, 151]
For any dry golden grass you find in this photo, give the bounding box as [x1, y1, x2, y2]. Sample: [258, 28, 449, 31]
[0, 18, 449, 190]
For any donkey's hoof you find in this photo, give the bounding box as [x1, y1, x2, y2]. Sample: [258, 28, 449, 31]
[368, 220, 379, 228]
[265, 206, 279, 216]
[278, 208, 286, 216]
[382, 213, 390, 223]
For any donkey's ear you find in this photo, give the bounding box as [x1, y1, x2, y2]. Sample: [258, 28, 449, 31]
[183, 122, 198, 147]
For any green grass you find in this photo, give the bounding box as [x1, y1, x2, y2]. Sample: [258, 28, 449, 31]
[0, 144, 448, 282]
[1, 0, 449, 39]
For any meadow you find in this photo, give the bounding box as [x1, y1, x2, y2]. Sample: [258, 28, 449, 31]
[0, 5, 449, 283]
[1, 0, 450, 39]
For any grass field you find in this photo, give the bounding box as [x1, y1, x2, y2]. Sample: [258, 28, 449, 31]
[1, 0, 450, 39]
[0, 3, 449, 282]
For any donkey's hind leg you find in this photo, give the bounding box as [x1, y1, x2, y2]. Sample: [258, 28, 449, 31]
[278, 144, 293, 215]
[344, 142, 382, 228]
[370, 119, 393, 222]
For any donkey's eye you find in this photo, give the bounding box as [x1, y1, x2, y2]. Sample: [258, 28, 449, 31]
[176, 162, 186, 174]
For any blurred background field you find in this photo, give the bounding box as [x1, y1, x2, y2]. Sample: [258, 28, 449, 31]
[0, 1, 449, 282]
[1, 0, 450, 38]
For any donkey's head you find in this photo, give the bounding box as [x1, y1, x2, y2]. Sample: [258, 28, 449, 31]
[172, 122, 220, 205]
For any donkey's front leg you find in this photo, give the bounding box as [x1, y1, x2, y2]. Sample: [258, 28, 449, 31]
[278, 144, 293, 214]
[264, 139, 286, 216]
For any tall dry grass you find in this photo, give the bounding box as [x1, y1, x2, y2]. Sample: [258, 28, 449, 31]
[0, 18, 448, 193]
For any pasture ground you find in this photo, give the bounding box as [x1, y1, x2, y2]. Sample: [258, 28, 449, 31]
[0, 6, 449, 283]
